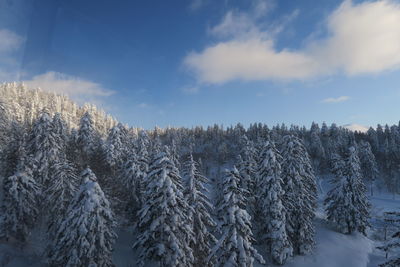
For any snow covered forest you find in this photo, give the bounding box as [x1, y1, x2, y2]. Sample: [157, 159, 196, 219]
[0, 82, 399, 267]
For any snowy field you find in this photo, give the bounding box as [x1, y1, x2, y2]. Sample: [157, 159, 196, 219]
[0, 176, 398, 267]
[282, 178, 400, 267]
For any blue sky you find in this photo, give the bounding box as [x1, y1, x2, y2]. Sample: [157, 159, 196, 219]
[1, 0, 400, 130]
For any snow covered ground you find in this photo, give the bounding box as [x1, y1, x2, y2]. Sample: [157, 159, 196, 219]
[0, 176, 398, 266]
[255, 176, 399, 267]
[286, 220, 373, 267]
[281, 177, 399, 267]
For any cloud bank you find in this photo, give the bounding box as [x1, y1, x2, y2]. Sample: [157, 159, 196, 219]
[184, 0, 400, 83]
[24, 71, 115, 103]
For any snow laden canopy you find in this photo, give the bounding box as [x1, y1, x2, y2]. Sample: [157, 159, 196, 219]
[134, 149, 194, 267]
[210, 166, 265, 267]
[0, 82, 118, 136]
[0, 157, 39, 242]
[49, 168, 116, 267]
[325, 146, 370, 235]
[281, 134, 317, 255]
[183, 153, 216, 266]
[256, 140, 292, 265]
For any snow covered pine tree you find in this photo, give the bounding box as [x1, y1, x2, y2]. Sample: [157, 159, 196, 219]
[281, 135, 317, 255]
[358, 140, 379, 196]
[0, 154, 39, 242]
[28, 111, 62, 186]
[256, 141, 292, 265]
[44, 161, 78, 238]
[210, 166, 265, 267]
[77, 112, 99, 163]
[134, 148, 194, 267]
[183, 153, 217, 266]
[325, 146, 371, 235]
[49, 168, 116, 266]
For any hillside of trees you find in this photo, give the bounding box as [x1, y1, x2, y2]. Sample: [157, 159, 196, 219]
[0, 82, 399, 266]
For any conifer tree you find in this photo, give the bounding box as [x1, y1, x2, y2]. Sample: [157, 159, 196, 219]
[119, 149, 141, 214]
[330, 153, 345, 177]
[309, 123, 325, 172]
[238, 135, 257, 194]
[0, 99, 10, 148]
[52, 112, 69, 152]
[45, 161, 78, 238]
[256, 141, 292, 265]
[183, 154, 216, 266]
[134, 149, 194, 267]
[77, 112, 98, 162]
[136, 137, 150, 206]
[49, 168, 116, 267]
[0, 153, 39, 242]
[105, 123, 127, 169]
[210, 167, 265, 267]
[66, 128, 80, 163]
[170, 139, 181, 170]
[358, 140, 379, 196]
[325, 146, 370, 235]
[28, 111, 62, 185]
[281, 135, 317, 255]
[0, 121, 26, 178]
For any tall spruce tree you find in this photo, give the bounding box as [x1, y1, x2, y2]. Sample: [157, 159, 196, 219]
[105, 123, 127, 169]
[183, 153, 216, 266]
[52, 112, 69, 152]
[135, 135, 150, 206]
[238, 135, 257, 194]
[324, 146, 371, 235]
[28, 111, 62, 186]
[44, 161, 79, 238]
[134, 149, 194, 267]
[0, 121, 26, 179]
[119, 149, 141, 215]
[358, 140, 379, 196]
[309, 122, 325, 173]
[330, 153, 345, 177]
[210, 167, 265, 267]
[281, 135, 317, 255]
[256, 141, 292, 265]
[77, 112, 98, 163]
[170, 139, 181, 170]
[0, 152, 39, 242]
[49, 168, 116, 266]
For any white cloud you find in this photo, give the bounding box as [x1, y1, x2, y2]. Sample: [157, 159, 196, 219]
[321, 95, 350, 103]
[24, 71, 115, 103]
[185, 39, 317, 83]
[309, 0, 400, 75]
[184, 0, 400, 84]
[0, 29, 23, 53]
